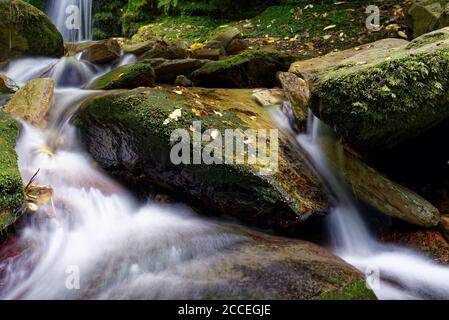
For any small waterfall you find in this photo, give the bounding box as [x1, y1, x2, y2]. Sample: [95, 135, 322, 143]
[297, 112, 449, 299]
[47, 0, 92, 43]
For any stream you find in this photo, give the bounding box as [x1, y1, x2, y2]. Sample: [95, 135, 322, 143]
[1, 0, 449, 300]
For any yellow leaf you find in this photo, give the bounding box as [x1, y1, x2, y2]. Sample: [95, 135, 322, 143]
[323, 24, 337, 31]
[190, 43, 205, 51]
[386, 24, 400, 32]
[398, 31, 408, 39]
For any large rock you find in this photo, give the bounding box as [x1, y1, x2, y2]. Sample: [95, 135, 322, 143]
[0, 73, 18, 94]
[0, 0, 64, 62]
[295, 29, 449, 153]
[123, 41, 154, 55]
[277, 72, 310, 128]
[141, 58, 209, 84]
[75, 88, 329, 233]
[4, 78, 54, 127]
[190, 50, 292, 88]
[407, 0, 449, 38]
[80, 39, 121, 64]
[209, 26, 241, 48]
[88, 64, 155, 90]
[0, 112, 24, 236]
[138, 41, 188, 60]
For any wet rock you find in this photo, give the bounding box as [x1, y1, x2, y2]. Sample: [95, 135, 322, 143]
[190, 50, 292, 88]
[406, 0, 449, 38]
[80, 39, 121, 64]
[5, 78, 54, 127]
[298, 29, 449, 153]
[123, 40, 154, 55]
[251, 89, 286, 107]
[174, 75, 193, 87]
[0, 112, 24, 236]
[138, 41, 189, 60]
[0, 73, 18, 94]
[75, 87, 329, 233]
[144, 58, 209, 84]
[0, 0, 64, 62]
[88, 63, 156, 90]
[277, 72, 309, 126]
[226, 38, 250, 56]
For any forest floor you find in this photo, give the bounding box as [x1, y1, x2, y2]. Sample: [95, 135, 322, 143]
[134, 0, 412, 59]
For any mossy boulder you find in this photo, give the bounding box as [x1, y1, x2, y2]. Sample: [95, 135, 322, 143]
[0, 0, 63, 62]
[300, 29, 449, 153]
[75, 87, 328, 233]
[4, 78, 54, 127]
[407, 0, 449, 38]
[190, 50, 292, 88]
[0, 112, 24, 236]
[88, 64, 156, 90]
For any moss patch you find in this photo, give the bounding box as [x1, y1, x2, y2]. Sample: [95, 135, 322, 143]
[315, 281, 377, 300]
[0, 111, 24, 233]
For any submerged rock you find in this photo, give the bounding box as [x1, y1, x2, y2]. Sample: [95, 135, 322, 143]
[296, 29, 449, 153]
[80, 39, 121, 64]
[0, 0, 64, 62]
[0, 112, 24, 236]
[407, 0, 449, 38]
[4, 78, 54, 127]
[75, 87, 328, 233]
[190, 50, 292, 88]
[88, 64, 156, 90]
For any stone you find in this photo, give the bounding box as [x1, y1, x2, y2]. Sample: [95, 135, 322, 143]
[226, 38, 250, 55]
[0, 73, 18, 94]
[138, 41, 189, 60]
[123, 40, 154, 55]
[4, 78, 54, 127]
[277, 72, 310, 126]
[191, 48, 225, 61]
[210, 26, 241, 48]
[80, 39, 121, 64]
[174, 75, 193, 87]
[406, 0, 449, 38]
[88, 63, 156, 90]
[145, 58, 209, 84]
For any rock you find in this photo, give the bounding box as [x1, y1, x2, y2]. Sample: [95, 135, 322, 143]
[123, 40, 154, 55]
[0, 112, 24, 236]
[406, 0, 449, 38]
[0, 0, 64, 62]
[191, 48, 225, 61]
[441, 214, 449, 241]
[383, 228, 449, 264]
[131, 25, 156, 42]
[226, 38, 250, 56]
[80, 39, 121, 64]
[174, 75, 193, 87]
[75, 87, 329, 233]
[88, 63, 155, 90]
[143, 58, 209, 84]
[277, 72, 309, 126]
[4, 78, 54, 127]
[210, 26, 241, 48]
[0, 73, 18, 94]
[190, 50, 292, 88]
[299, 29, 449, 153]
[252, 89, 286, 107]
[138, 41, 189, 60]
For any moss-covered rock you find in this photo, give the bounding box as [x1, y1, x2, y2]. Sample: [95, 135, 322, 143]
[406, 0, 449, 38]
[0, 0, 63, 62]
[88, 63, 156, 90]
[75, 87, 328, 233]
[303, 28, 449, 153]
[0, 111, 24, 235]
[140, 58, 209, 84]
[190, 50, 292, 88]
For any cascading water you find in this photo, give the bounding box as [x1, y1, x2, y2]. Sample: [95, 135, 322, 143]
[297, 112, 449, 300]
[47, 0, 92, 43]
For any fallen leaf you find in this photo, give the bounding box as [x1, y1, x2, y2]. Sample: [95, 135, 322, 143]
[323, 24, 337, 31]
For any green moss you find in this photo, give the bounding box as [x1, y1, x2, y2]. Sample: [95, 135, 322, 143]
[0, 111, 24, 232]
[0, 0, 64, 61]
[407, 31, 449, 49]
[315, 281, 377, 300]
[89, 63, 156, 90]
[311, 44, 449, 152]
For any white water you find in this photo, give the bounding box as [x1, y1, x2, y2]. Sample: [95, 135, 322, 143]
[47, 0, 92, 43]
[0, 89, 245, 299]
[298, 113, 449, 300]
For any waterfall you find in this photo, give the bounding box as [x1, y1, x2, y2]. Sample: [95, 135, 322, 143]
[47, 0, 92, 43]
[296, 112, 449, 299]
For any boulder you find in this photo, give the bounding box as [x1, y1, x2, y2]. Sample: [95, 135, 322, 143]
[174, 75, 193, 87]
[142, 58, 209, 84]
[209, 26, 241, 48]
[296, 29, 449, 153]
[226, 38, 250, 56]
[190, 50, 292, 88]
[88, 63, 155, 90]
[0, 0, 63, 62]
[191, 48, 225, 61]
[252, 89, 286, 107]
[406, 0, 449, 38]
[0, 73, 18, 94]
[0, 112, 24, 236]
[75, 87, 329, 233]
[123, 40, 154, 55]
[277, 72, 310, 127]
[4, 78, 54, 127]
[80, 39, 121, 64]
[138, 41, 189, 60]
[441, 214, 449, 241]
